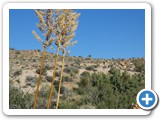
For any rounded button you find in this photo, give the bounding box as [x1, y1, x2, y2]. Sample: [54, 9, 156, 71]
[137, 89, 158, 110]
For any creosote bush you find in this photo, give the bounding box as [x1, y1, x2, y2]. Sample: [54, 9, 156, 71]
[9, 85, 33, 109]
[62, 76, 73, 82]
[76, 70, 144, 109]
[46, 76, 52, 83]
[85, 66, 95, 71]
[26, 76, 38, 84]
[13, 69, 22, 76]
[15, 51, 20, 54]
[64, 67, 79, 74]
[36, 85, 57, 109]
[36, 68, 47, 75]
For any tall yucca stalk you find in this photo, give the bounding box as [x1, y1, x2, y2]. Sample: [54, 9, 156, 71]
[55, 9, 80, 109]
[32, 9, 54, 109]
[46, 42, 60, 109]
[46, 9, 80, 109]
[46, 10, 62, 109]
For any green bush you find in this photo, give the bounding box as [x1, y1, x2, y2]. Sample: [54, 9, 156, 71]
[46, 76, 52, 82]
[55, 71, 60, 77]
[79, 71, 91, 88]
[62, 76, 73, 82]
[132, 58, 145, 73]
[36, 85, 57, 109]
[60, 86, 69, 94]
[76, 70, 144, 109]
[44, 64, 51, 70]
[9, 85, 33, 109]
[36, 67, 47, 75]
[26, 76, 38, 84]
[58, 100, 79, 109]
[108, 68, 117, 74]
[85, 66, 94, 70]
[80, 71, 90, 78]
[64, 67, 79, 74]
[32, 59, 37, 62]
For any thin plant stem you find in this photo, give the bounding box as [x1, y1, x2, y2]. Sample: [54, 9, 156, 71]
[46, 47, 60, 109]
[56, 54, 65, 109]
[33, 46, 46, 109]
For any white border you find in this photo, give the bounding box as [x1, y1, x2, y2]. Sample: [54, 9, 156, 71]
[3, 3, 151, 115]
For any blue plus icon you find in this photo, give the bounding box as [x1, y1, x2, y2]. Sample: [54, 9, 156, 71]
[137, 89, 158, 110]
[142, 93, 153, 105]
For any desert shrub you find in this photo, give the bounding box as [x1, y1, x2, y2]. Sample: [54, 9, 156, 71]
[44, 64, 51, 70]
[64, 67, 71, 73]
[55, 71, 60, 77]
[64, 67, 79, 74]
[78, 77, 90, 88]
[13, 69, 22, 76]
[71, 67, 79, 74]
[60, 86, 69, 94]
[78, 71, 91, 88]
[36, 85, 57, 109]
[54, 80, 61, 92]
[36, 67, 47, 75]
[80, 103, 96, 109]
[103, 66, 108, 69]
[15, 51, 20, 54]
[132, 58, 145, 73]
[9, 85, 33, 109]
[32, 59, 37, 62]
[65, 64, 69, 67]
[76, 70, 144, 109]
[78, 56, 83, 58]
[80, 71, 90, 78]
[46, 76, 52, 82]
[134, 63, 145, 73]
[88, 55, 92, 58]
[58, 100, 79, 109]
[54, 80, 59, 87]
[108, 67, 117, 74]
[16, 79, 20, 84]
[26, 82, 32, 86]
[37, 49, 41, 52]
[62, 76, 73, 82]
[26, 76, 38, 84]
[85, 66, 94, 70]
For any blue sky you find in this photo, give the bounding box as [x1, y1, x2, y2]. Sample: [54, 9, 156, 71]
[9, 9, 145, 59]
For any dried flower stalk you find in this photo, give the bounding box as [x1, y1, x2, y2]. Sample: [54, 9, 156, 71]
[55, 9, 80, 109]
[33, 9, 54, 109]
[46, 9, 80, 109]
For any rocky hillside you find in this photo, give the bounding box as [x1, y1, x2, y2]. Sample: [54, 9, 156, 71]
[9, 49, 145, 109]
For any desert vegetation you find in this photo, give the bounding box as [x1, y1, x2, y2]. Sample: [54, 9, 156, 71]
[9, 9, 145, 109]
[9, 48, 145, 109]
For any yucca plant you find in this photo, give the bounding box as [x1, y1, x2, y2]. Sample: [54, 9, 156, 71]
[46, 9, 80, 109]
[32, 9, 54, 109]
[46, 10, 62, 109]
[56, 9, 80, 109]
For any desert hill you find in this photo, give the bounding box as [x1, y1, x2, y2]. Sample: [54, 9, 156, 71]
[9, 49, 145, 109]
